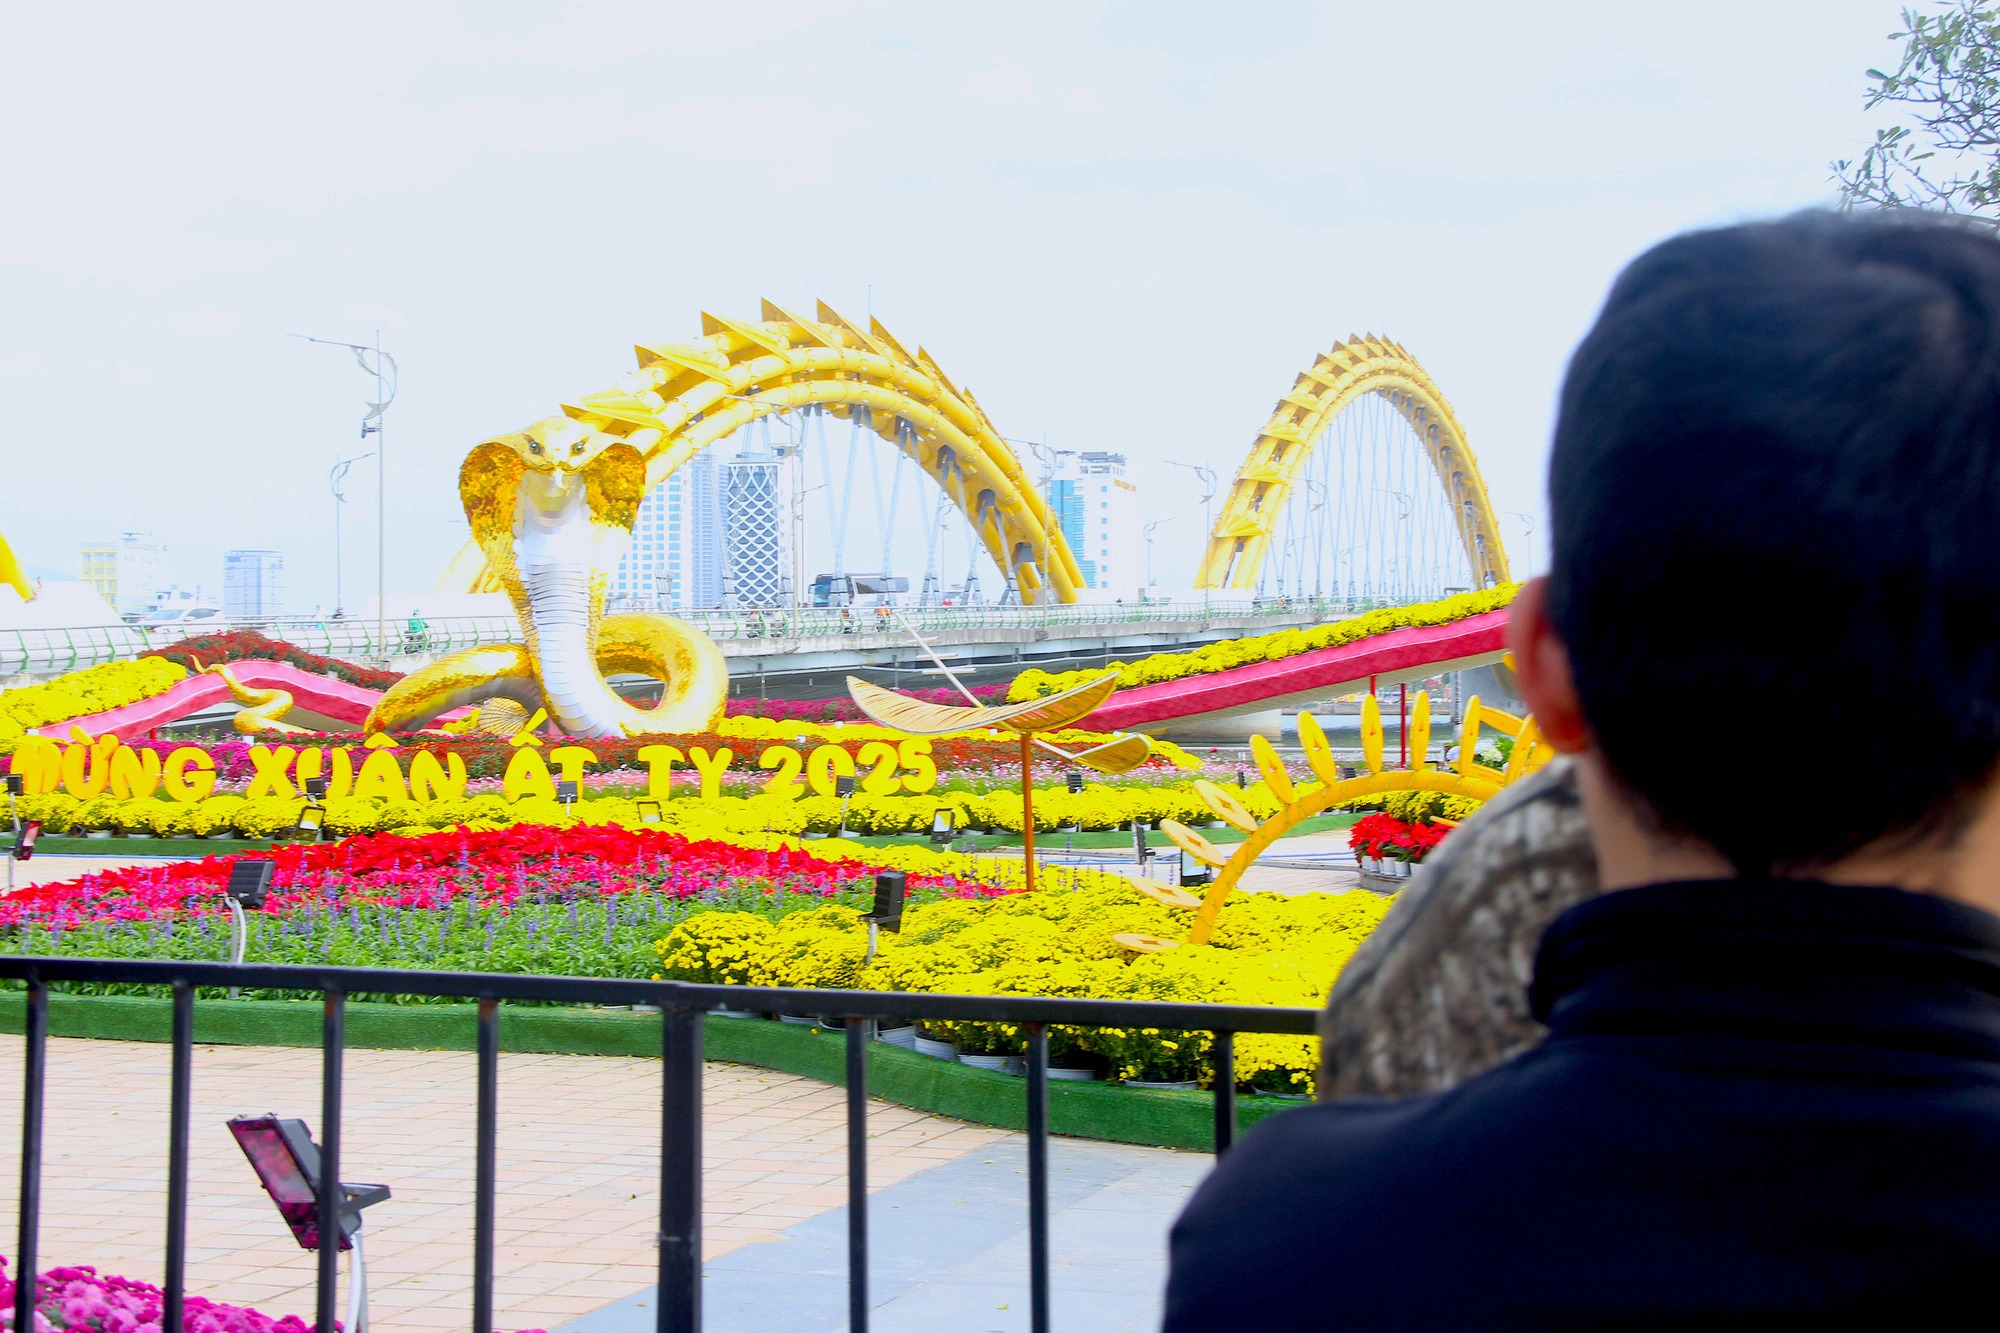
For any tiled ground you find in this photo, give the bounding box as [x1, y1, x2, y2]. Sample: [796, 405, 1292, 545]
[0, 1036, 1006, 1330]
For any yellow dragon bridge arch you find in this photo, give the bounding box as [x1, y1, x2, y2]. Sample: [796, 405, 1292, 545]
[437, 300, 1085, 604]
[1194, 335, 1511, 592]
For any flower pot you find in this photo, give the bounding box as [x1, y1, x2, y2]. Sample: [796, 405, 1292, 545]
[710, 1006, 762, 1020]
[913, 1035, 958, 1060]
[1258, 1090, 1310, 1100]
[875, 1025, 918, 1048]
[803, 831, 829, 840]
[1122, 1077, 1199, 1091]
[125, 832, 155, 840]
[779, 1014, 820, 1026]
[1048, 1066, 1103, 1081]
[85, 829, 115, 839]
[959, 1053, 1025, 1076]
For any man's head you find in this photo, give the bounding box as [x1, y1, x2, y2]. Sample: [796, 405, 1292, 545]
[1514, 210, 2000, 882]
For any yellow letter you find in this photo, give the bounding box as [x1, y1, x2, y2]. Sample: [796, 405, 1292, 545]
[11, 737, 63, 795]
[687, 746, 733, 800]
[296, 747, 324, 785]
[409, 750, 469, 802]
[857, 740, 901, 797]
[352, 749, 408, 801]
[806, 743, 856, 798]
[162, 748, 216, 803]
[245, 745, 299, 799]
[897, 738, 938, 794]
[636, 744, 683, 800]
[548, 745, 598, 788]
[758, 745, 804, 800]
[61, 735, 118, 797]
[503, 747, 557, 802]
[109, 746, 164, 801]
[328, 748, 355, 800]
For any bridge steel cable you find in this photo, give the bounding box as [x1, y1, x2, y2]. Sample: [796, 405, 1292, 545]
[434, 301, 1085, 604]
[1195, 335, 1510, 594]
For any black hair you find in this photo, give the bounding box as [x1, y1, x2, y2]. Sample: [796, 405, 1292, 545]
[1547, 210, 2000, 874]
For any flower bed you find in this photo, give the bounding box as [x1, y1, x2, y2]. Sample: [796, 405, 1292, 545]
[657, 883, 1392, 1095]
[143, 629, 404, 691]
[1007, 584, 1518, 701]
[0, 658, 189, 754]
[1, 825, 1025, 991]
[0, 1254, 544, 1332]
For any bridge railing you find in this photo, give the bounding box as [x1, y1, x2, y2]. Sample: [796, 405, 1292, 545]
[612, 596, 1393, 641]
[0, 597, 1407, 677]
[0, 955, 1311, 1333]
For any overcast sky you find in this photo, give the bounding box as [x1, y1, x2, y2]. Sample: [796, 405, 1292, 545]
[1, 0, 1905, 612]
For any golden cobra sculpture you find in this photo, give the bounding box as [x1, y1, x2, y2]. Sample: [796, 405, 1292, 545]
[365, 418, 728, 737]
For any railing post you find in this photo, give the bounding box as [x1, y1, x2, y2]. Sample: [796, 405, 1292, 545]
[659, 1002, 703, 1333]
[164, 980, 194, 1333]
[316, 991, 345, 1333]
[14, 976, 46, 1333]
[472, 996, 500, 1333]
[1211, 1031, 1236, 1157]
[1025, 1022, 1050, 1333]
[845, 1016, 869, 1332]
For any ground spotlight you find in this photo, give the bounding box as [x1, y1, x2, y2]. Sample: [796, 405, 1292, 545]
[227, 1115, 390, 1332]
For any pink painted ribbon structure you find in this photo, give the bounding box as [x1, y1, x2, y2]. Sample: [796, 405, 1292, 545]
[1079, 608, 1510, 731]
[33, 661, 397, 740]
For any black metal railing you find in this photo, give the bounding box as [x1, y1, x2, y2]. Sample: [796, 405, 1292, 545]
[0, 957, 1316, 1333]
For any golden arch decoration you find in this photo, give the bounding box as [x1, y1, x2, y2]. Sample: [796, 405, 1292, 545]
[436, 302, 1084, 604]
[1193, 335, 1511, 592]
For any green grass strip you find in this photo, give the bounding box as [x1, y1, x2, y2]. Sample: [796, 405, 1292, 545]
[0, 992, 1297, 1152]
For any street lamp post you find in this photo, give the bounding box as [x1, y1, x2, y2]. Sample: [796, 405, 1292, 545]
[299, 333, 397, 655]
[1143, 518, 1173, 592]
[1167, 461, 1217, 614]
[329, 451, 374, 618]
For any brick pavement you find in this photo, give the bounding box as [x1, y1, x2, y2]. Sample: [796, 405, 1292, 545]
[0, 1035, 1006, 1331]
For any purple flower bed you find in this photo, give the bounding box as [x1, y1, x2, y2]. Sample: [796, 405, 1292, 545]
[0, 1254, 546, 1332]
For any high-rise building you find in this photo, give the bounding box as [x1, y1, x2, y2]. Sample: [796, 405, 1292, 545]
[724, 452, 786, 607]
[223, 549, 284, 619]
[614, 473, 685, 606]
[611, 454, 728, 610]
[1045, 451, 1140, 599]
[687, 452, 726, 609]
[78, 531, 169, 616]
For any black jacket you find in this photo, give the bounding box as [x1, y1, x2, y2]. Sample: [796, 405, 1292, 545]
[1165, 880, 2000, 1330]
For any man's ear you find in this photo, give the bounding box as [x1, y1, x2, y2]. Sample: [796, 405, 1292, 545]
[1507, 576, 1591, 754]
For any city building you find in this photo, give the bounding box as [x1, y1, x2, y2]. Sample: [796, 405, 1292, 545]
[614, 472, 685, 606]
[1045, 451, 1140, 599]
[78, 531, 169, 617]
[223, 549, 284, 619]
[724, 450, 786, 607]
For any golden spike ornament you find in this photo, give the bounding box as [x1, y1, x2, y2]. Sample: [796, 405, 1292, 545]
[1150, 689, 1556, 949]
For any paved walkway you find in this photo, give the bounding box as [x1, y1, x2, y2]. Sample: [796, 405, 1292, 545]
[0, 1035, 1009, 1330]
[559, 1138, 1204, 1333]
